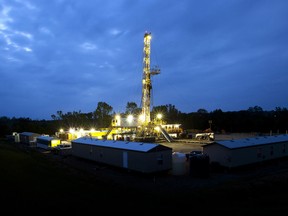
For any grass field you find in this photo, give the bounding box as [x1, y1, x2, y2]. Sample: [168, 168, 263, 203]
[1, 138, 288, 214]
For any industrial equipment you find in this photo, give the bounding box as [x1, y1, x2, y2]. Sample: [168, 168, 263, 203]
[108, 32, 173, 142]
[132, 32, 161, 141]
[140, 32, 160, 125]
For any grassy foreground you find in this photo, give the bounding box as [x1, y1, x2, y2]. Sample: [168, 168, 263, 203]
[1, 139, 288, 214]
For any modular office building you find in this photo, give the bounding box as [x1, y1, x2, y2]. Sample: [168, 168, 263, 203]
[71, 137, 173, 173]
[203, 134, 288, 169]
[19, 132, 40, 147]
[36, 135, 61, 150]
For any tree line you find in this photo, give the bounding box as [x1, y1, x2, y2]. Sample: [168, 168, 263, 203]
[0, 102, 287, 138]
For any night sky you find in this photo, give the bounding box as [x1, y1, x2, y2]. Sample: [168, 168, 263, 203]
[1, 0, 288, 120]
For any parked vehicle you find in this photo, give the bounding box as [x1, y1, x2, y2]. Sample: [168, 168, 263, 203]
[53, 143, 72, 155]
[195, 132, 214, 141]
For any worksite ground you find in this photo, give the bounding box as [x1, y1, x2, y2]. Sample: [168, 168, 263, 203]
[1, 133, 288, 214]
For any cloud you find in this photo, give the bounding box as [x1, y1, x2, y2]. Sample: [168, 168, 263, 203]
[80, 42, 98, 51]
[0, 0, 288, 119]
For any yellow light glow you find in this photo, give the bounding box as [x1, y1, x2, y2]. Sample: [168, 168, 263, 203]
[115, 114, 121, 120]
[139, 114, 145, 122]
[156, 113, 162, 119]
[127, 115, 134, 123]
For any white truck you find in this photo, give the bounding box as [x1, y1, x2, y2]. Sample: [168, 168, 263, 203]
[195, 132, 214, 141]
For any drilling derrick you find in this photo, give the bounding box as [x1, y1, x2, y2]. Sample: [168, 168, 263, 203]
[141, 32, 160, 127]
[110, 31, 173, 143]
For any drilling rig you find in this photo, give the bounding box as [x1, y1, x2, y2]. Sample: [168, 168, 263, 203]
[108, 32, 174, 142]
[141, 32, 160, 124]
[135, 32, 160, 141]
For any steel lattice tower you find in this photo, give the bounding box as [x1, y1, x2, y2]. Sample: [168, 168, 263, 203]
[140, 32, 160, 126]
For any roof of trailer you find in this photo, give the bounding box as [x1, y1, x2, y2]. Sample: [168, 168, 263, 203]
[72, 137, 171, 152]
[20, 132, 40, 136]
[212, 134, 288, 149]
[37, 135, 59, 141]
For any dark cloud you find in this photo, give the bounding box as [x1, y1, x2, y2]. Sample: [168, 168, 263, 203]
[0, 0, 287, 119]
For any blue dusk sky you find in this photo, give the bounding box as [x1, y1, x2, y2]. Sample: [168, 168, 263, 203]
[1, 0, 288, 120]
